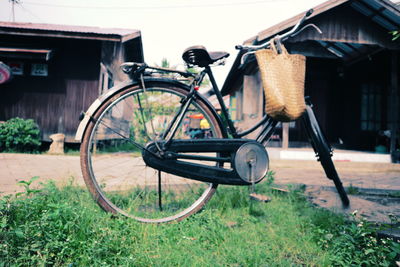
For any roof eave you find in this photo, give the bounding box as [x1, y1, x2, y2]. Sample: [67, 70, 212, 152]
[0, 27, 141, 42]
[257, 0, 348, 42]
[120, 31, 142, 43]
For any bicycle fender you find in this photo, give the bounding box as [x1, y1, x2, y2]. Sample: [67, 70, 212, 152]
[75, 79, 137, 141]
[75, 78, 227, 142]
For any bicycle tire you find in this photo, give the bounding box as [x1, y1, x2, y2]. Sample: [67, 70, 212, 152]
[303, 106, 350, 207]
[80, 81, 223, 223]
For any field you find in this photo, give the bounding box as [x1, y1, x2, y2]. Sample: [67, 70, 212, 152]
[1, 176, 399, 266]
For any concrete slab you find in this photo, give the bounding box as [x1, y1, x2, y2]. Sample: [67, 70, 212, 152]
[268, 147, 392, 163]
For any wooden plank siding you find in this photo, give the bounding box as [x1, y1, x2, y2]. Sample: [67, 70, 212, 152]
[0, 37, 101, 142]
[287, 6, 397, 48]
[0, 22, 143, 144]
[222, 0, 400, 153]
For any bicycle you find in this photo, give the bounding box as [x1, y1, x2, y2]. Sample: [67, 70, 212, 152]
[75, 9, 350, 223]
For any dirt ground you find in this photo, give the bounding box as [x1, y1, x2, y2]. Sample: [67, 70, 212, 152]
[270, 159, 400, 224]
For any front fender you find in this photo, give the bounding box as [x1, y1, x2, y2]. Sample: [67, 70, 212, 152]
[75, 78, 227, 142]
[75, 79, 138, 141]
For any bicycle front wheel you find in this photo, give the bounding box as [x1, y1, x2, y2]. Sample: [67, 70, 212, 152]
[80, 81, 223, 223]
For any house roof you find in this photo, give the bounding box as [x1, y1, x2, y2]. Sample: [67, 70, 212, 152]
[0, 21, 141, 42]
[221, 0, 400, 95]
[256, 0, 400, 43]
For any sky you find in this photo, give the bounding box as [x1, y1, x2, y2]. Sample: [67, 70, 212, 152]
[0, 0, 326, 86]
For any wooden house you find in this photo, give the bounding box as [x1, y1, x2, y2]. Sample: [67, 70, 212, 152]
[221, 0, 400, 159]
[0, 22, 143, 142]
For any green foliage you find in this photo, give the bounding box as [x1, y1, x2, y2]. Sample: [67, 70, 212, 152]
[0, 117, 41, 153]
[160, 58, 170, 68]
[347, 183, 360, 195]
[392, 30, 400, 41]
[314, 211, 400, 266]
[0, 177, 399, 266]
[15, 176, 41, 197]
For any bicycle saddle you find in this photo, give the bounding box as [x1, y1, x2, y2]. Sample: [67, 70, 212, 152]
[182, 45, 229, 67]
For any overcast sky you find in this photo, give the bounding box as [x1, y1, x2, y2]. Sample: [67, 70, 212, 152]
[0, 0, 326, 86]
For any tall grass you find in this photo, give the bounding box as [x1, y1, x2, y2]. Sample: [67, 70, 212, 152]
[1, 177, 399, 266]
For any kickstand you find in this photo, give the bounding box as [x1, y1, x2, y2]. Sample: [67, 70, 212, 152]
[248, 159, 272, 203]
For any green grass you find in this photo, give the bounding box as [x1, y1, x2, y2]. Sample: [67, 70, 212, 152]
[1, 178, 399, 266]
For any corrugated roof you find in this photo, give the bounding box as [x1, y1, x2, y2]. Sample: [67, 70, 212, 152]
[221, 0, 400, 95]
[257, 0, 400, 43]
[0, 21, 141, 42]
[351, 0, 400, 31]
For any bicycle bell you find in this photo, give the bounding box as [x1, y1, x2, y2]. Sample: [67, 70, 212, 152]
[234, 142, 269, 183]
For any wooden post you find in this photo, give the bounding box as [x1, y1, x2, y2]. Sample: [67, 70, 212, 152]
[243, 74, 263, 138]
[282, 122, 289, 149]
[390, 51, 399, 162]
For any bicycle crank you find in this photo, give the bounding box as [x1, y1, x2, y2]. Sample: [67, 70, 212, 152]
[142, 139, 269, 185]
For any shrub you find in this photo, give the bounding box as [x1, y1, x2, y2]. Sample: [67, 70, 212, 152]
[0, 117, 41, 152]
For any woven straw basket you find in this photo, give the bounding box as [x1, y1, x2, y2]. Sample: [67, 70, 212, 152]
[255, 41, 306, 122]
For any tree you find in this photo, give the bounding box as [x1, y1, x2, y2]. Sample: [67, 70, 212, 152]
[154, 58, 211, 91]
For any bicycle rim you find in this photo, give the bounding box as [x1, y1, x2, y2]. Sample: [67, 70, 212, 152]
[81, 84, 222, 223]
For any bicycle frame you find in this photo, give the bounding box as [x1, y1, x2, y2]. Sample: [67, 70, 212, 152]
[77, 8, 349, 224]
[205, 66, 279, 143]
[121, 8, 321, 149]
[150, 64, 279, 150]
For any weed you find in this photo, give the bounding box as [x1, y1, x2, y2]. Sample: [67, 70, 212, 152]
[314, 210, 400, 266]
[15, 176, 41, 197]
[347, 183, 360, 195]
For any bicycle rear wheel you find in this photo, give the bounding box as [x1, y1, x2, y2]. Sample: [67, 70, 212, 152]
[80, 81, 223, 223]
[302, 105, 350, 207]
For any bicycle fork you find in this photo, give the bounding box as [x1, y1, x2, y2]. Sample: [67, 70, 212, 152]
[301, 103, 350, 207]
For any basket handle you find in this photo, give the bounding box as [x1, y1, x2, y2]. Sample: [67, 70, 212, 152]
[271, 38, 288, 55]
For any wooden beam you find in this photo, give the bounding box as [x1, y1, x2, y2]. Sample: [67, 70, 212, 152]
[390, 50, 399, 162]
[0, 29, 126, 42]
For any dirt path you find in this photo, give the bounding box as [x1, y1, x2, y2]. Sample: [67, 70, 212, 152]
[270, 159, 400, 223]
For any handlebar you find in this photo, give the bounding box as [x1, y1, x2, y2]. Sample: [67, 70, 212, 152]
[236, 9, 315, 52]
[236, 9, 322, 66]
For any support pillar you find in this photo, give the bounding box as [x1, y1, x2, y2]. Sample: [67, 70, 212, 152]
[390, 51, 399, 163]
[282, 123, 289, 149]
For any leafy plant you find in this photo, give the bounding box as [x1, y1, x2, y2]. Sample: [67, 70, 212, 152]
[15, 176, 41, 197]
[347, 183, 360, 195]
[0, 117, 41, 152]
[314, 210, 400, 266]
[392, 30, 400, 41]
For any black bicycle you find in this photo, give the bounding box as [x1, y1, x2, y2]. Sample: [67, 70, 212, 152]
[76, 9, 349, 223]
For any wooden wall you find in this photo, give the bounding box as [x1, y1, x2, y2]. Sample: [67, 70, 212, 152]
[0, 36, 101, 142]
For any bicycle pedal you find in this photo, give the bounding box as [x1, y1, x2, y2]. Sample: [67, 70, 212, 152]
[249, 193, 272, 203]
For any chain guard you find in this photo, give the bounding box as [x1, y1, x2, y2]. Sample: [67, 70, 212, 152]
[142, 139, 269, 185]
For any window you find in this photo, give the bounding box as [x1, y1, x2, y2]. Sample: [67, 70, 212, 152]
[99, 63, 114, 95]
[7, 62, 24, 75]
[31, 63, 48, 76]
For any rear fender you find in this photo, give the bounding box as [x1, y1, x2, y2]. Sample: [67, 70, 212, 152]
[75, 78, 227, 142]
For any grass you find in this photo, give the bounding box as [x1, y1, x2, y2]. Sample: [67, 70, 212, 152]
[1, 177, 399, 266]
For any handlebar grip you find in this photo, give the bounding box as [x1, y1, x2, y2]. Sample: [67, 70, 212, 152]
[306, 9, 313, 17]
[235, 45, 243, 50]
